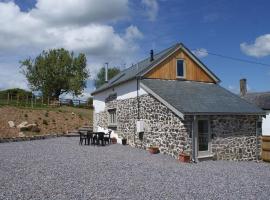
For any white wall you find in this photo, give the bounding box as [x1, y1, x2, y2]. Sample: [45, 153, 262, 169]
[262, 111, 270, 136]
[93, 79, 147, 113]
[92, 79, 147, 143]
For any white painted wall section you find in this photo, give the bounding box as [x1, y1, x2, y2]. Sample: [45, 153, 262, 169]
[93, 79, 147, 113]
[262, 111, 270, 136]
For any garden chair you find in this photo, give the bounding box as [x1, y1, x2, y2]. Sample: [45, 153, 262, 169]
[97, 132, 105, 146]
[79, 131, 87, 145]
[104, 130, 112, 144]
[87, 131, 93, 145]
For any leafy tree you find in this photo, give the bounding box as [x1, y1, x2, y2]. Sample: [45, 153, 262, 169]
[94, 67, 120, 88]
[0, 88, 32, 99]
[20, 48, 89, 98]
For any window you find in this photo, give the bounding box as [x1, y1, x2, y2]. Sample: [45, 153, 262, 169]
[108, 109, 117, 125]
[176, 59, 185, 78]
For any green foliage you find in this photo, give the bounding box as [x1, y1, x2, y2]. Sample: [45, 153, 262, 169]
[94, 67, 120, 88]
[87, 97, 93, 105]
[42, 119, 48, 125]
[0, 88, 32, 99]
[20, 48, 89, 98]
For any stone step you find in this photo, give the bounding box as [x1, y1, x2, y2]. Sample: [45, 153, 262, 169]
[65, 132, 80, 137]
[78, 128, 93, 132]
[80, 126, 93, 129]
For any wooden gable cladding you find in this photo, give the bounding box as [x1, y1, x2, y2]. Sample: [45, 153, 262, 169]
[145, 49, 216, 83]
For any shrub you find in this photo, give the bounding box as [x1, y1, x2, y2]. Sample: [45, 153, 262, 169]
[42, 119, 48, 125]
[44, 112, 49, 117]
[24, 114, 28, 118]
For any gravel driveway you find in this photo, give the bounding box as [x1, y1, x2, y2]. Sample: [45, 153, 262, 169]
[0, 138, 269, 200]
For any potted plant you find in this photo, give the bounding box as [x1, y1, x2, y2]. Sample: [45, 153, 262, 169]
[179, 150, 190, 163]
[122, 138, 127, 145]
[148, 145, 159, 154]
[111, 137, 117, 144]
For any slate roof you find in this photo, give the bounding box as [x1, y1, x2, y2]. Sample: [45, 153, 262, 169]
[141, 79, 265, 115]
[243, 92, 270, 110]
[91, 43, 220, 95]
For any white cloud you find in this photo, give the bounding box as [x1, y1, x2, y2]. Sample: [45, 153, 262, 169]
[124, 25, 143, 40]
[240, 34, 270, 58]
[0, 61, 28, 90]
[32, 0, 129, 25]
[142, 0, 159, 21]
[0, 0, 143, 93]
[192, 48, 208, 58]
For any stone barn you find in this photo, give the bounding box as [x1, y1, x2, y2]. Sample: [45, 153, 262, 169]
[91, 43, 265, 161]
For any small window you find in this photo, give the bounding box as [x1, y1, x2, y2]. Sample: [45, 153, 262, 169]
[108, 109, 117, 125]
[176, 59, 185, 78]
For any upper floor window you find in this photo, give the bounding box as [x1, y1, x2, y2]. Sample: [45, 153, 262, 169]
[176, 59, 186, 78]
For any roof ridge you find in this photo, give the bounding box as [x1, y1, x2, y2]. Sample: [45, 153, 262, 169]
[123, 43, 180, 74]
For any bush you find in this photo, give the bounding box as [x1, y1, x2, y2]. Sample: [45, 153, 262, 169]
[24, 114, 28, 118]
[44, 112, 49, 117]
[42, 119, 48, 125]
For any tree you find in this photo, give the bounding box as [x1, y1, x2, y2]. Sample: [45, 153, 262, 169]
[20, 48, 89, 98]
[94, 67, 120, 88]
[0, 88, 32, 99]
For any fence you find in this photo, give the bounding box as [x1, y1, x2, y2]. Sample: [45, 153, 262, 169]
[0, 93, 93, 109]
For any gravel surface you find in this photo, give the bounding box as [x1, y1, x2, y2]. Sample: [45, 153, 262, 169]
[0, 138, 270, 200]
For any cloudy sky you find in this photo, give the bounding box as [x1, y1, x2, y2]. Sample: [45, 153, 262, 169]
[0, 0, 270, 97]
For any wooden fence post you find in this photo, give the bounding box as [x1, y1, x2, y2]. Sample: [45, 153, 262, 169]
[31, 95, 33, 108]
[7, 92, 9, 105]
[17, 95, 19, 106]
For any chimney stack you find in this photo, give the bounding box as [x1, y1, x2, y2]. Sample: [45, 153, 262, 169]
[150, 50, 154, 62]
[105, 62, 108, 83]
[240, 78, 247, 96]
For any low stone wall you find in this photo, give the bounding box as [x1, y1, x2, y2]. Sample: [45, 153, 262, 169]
[0, 133, 65, 143]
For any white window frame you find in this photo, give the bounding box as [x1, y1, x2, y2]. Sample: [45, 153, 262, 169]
[108, 109, 117, 126]
[176, 59, 186, 79]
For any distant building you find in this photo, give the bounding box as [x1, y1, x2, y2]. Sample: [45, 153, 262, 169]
[241, 80, 270, 136]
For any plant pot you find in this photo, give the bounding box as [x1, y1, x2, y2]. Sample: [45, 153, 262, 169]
[179, 153, 190, 163]
[122, 138, 127, 145]
[148, 147, 159, 154]
[111, 138, 117, 144]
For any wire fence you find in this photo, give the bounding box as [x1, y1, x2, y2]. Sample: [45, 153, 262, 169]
[0, 93, 93, 109]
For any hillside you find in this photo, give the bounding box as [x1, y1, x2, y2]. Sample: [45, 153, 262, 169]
[0, 106, 93, 138]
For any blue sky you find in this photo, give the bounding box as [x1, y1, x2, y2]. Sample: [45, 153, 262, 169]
[0, 0, 270, 97]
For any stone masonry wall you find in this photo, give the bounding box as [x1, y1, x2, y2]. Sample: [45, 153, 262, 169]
[210, 115, 260, 161]
[94, 94, 260, 161]
[95, 94, 192, 159]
